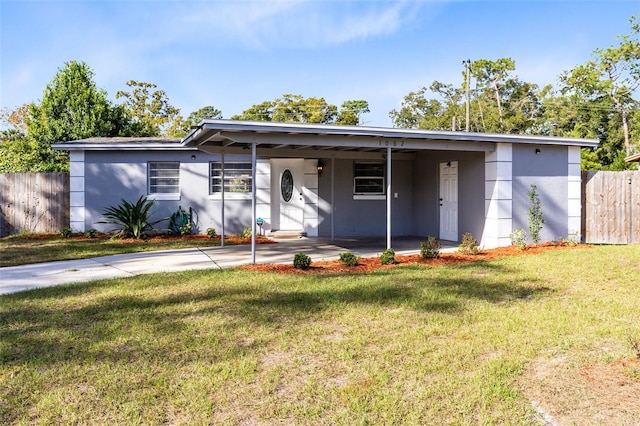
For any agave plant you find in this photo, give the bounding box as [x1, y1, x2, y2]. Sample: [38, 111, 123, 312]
[100, 195, 168, 239]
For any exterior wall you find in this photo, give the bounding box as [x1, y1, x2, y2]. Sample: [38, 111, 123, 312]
[413, 151, 485, 242]
[83, 151, 258, 235]
[483, 143, 513, 248]
[511, 144, 569, 242]
[317, 157, 413, 237]
[69, 151, 86, 232]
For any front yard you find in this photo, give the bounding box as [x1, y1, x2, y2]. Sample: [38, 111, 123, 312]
[1, 244, 639, 424]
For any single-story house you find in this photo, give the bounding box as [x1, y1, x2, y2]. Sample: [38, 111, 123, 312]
[53, 119, 597, 257]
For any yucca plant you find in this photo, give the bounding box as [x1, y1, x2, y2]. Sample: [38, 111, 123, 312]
[100, 195, 168, 239]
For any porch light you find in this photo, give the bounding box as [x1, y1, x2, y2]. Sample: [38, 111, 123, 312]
[535, 148, 541, 155]
[317, 160, 324, 176]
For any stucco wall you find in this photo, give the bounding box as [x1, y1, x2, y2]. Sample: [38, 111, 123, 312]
[512, 144, 569, 242]
[412, 151, 485, 241]
[317, 157, 414, 237]
[84, 151, 256, 235]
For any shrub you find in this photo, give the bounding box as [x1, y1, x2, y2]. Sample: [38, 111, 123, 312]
[339, 251, 360, 267]
[240, 227, 252, 239]
[528, 184, 545, 244]
[99, 195, 168, 239]
[60, 227, 73, 238]
[206, 227, 217, 238]
[458, 232, 479, 255]
[84, 228, 98, 239]
[293, 253, 311, 270]
[420, 236, 441, 259]
[169, 207, 192, 235]
[379, 248, 396, 265]
[509, 228, 527, 250]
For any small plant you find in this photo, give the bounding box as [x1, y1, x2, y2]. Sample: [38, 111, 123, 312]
[169, 207, 192, 236]
[99, 195, 168, 239]
[562, 231, 580, 247]
[293, 253, 311, 270]
[240, 227, 252, 239]
[528, 184, 545, 244]
[60, 227, 73, 238]
[84, 228, 98, 239]
[339, 251, 360, 267]
[206, 227, 217, 239]
[379, 248, 396, 265]
[458, 232, 479, 255]
[420, 236, 441, 259]
[509, 228, 527, 250]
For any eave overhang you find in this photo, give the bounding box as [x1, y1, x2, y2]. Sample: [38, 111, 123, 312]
[181, 120, 599, 154]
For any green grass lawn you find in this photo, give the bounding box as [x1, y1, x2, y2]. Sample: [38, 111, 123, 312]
[1, 245, 639, 424]
[0, 234, 235, 267]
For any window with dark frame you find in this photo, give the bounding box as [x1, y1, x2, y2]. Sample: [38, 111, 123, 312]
[210, 162, 253, 194]
[148, 162, 180, 194]
[353, 162, 385, 195]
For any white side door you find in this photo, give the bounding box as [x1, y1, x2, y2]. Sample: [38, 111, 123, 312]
[439, 161, 458, 241]
[272, 159, 304, 231]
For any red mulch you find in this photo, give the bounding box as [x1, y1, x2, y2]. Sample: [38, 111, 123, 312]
[243, 242, 589, 274]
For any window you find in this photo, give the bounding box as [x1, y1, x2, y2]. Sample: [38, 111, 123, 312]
[354, 162, 385, 195]
[148, 162, 180, 194]
[210, 162, 252, 194]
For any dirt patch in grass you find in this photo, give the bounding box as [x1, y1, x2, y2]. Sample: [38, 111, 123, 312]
[523, 356, 640, 425]
[243, 242, 588, 275]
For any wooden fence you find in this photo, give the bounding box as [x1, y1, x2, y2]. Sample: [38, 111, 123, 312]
[0, 173, 70, 237]
[582, 171, 640, 244]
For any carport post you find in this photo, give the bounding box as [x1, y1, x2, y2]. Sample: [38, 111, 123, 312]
[220, 152, 225, 247]
[387, 146, 392, 250]
[251, 143, 257, 264]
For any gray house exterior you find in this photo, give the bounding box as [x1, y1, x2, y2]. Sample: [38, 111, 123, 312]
[54, 120, 597, 249]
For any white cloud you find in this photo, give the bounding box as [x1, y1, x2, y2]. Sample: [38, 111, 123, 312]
[176, 0, 423, 50]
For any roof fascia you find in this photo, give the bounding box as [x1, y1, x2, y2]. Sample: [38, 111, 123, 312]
[52, 143, 197, 151]
[184, 120, 599, 148]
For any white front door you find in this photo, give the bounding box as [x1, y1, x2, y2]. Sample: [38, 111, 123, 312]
[272, 159, 304, 231]
[439, 161, 458, 241]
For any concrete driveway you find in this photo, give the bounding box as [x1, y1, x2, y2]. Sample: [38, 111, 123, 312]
[0, 237, 457, 295]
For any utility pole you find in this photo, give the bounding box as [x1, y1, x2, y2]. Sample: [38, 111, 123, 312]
[463, 59, 471, 132]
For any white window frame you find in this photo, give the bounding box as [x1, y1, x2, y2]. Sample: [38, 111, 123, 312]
[353, 162, 385, 200]
[209, 161, 253, 199]
[148, 161, 180, 200]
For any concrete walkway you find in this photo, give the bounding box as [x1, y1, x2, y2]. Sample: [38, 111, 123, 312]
[0, 237, 457, 295]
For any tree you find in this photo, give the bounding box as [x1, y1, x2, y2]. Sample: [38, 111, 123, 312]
[336, 100, 370, 125]
[22, 61, 130, 171]
[561, 15, 640, 159]
[166, 106, 223, 137]
[471, 58, 516, 132]
[232, 94, 369, 125]
[27, 61, 127, 145]
[116, 80, 180, 136]
[389, 86, 449, 129]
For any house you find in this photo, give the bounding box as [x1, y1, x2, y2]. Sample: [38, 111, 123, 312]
[53, 120, 597, 255]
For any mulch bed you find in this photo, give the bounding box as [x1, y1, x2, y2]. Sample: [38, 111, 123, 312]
[243, 242, 589, 274]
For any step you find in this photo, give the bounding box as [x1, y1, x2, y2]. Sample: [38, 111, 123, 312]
[268, 230, 307, 239]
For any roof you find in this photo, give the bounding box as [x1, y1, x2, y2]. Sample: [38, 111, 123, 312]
[182, 120, 599, 155]
[52, 137, 190, 151]
[53, 120, 599, 153]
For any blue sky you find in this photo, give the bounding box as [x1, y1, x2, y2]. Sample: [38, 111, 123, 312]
[1, 0, 637, 128]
